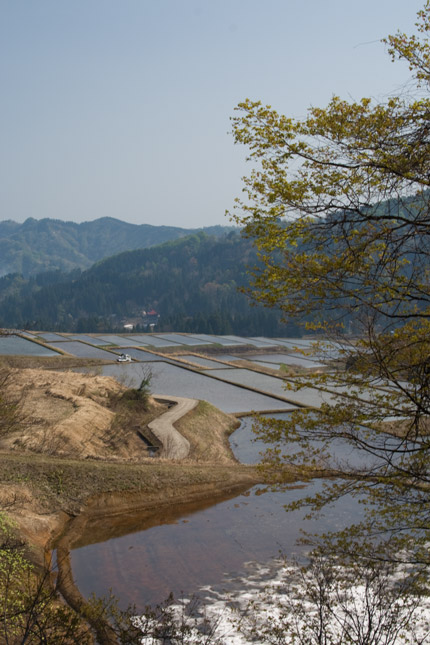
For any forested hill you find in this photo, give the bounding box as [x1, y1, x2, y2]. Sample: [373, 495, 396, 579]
[0, 217, 235, 277]
[0, 232, 296, 336]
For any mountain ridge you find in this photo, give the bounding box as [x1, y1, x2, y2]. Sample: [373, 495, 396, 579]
[0, 216, 236, 277]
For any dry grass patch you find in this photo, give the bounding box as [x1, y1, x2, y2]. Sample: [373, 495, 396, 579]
[0, 355, 113, 370]
[0, 452, 258, 516]
[175, 400, 240, 463]
[0, 367, 167, 461]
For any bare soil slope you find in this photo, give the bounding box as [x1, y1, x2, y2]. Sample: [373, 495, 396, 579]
[0, 367, 165, 460]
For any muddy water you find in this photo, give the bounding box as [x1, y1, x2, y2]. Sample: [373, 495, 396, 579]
[69, 482, 360, 609]
[68, 413, 364, 610]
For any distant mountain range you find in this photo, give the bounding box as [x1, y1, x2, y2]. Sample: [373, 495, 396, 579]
[1, 193, 425, 336]
[0, 217, 235, 277]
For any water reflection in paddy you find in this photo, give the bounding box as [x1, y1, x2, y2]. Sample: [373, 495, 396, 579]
[245, 360, 286, 370]
[204, 353, 240, 362]
[70, 481, 361, 609]
[178, 333, 242, 346]
[249, 337, 285, 347]
[273, 338, 319, 349]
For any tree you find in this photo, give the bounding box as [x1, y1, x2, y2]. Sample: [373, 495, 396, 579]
[0, 513, 94, 644]
[229, 2, 430, 577]
[239, 557, 429, 645]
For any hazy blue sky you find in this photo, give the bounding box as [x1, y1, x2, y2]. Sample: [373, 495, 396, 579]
[0, 1, 425, 228]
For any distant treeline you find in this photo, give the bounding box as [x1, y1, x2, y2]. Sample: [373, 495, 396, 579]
[0, 232, 299, 337]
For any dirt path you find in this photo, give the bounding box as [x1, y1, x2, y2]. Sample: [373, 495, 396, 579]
[149, 395, 198, 459]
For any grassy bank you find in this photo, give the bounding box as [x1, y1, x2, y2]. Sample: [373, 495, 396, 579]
[0, 451, 258, 517]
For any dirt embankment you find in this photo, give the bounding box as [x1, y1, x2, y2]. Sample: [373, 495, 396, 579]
[0, 366, 168, 460]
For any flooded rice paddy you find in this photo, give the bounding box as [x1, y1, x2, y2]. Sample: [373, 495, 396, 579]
[34, 332, 70, 342]
[110, 347, 168, 361]
[151, 333, 212, 346]
[16, 330, 340, 412]
[124, 334, 180, 347]
[244, 352, 326, 369]
[47, 340, 118, 359]
[178, 355, 234, 369]
[95, 334, 150, 347]
[67, 334, 112, 345]
[70, 480, 361, 608]
[218, 335, 277, 347]
[95, 361, 297, 413]
[0, 334, 60, 356]
[205, 367, 344, 408]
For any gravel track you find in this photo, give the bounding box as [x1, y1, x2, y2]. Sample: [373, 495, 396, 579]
[149, 395, 198, 459]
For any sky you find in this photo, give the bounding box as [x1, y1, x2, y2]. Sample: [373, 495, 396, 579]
[0, 1, 426, 229]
